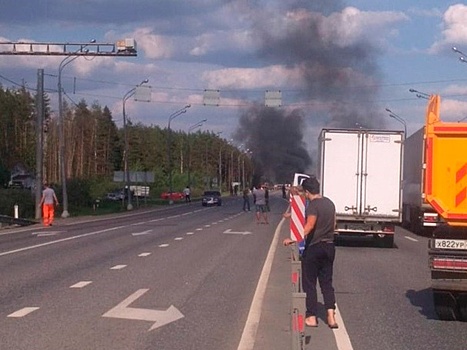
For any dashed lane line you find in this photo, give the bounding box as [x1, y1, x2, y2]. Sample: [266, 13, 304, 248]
[7, 307, 40, 318]
[110, 265, 127, 270]
[138, 252, 151, 257]
[70, 281, 93, 288]
[405, 236, 418, 242]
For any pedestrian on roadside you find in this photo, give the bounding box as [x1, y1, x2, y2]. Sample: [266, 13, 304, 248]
[252, 184, 268, 224]
[183, 186, 191, 203]
[282, 184, 287, 199]
[242, 187, 251, 211]
[283, 176, 338, 329]
[39, 182, 59, 227]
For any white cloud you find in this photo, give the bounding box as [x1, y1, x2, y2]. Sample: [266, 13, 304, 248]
[430, 4, 467, 53]
[441, 98, 467, 121]
[130, 27, 174, 59]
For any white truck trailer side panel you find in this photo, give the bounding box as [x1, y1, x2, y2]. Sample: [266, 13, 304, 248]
[320, 129, 403, 222]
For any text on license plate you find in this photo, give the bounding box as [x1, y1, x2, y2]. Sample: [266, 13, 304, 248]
[435, 239, 467, 250]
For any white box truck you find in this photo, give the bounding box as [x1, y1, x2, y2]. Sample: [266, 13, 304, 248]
[318, 129, 404, 247]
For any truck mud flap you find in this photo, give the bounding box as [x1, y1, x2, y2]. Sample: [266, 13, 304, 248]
[432, 290, 467, 322]
[433, 290, 459, 321]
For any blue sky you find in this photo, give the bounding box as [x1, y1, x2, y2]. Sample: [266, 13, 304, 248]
[1, 0, 467, 153]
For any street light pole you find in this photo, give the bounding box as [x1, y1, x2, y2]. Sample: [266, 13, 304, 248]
[167, 105, 191, 204]
[187, 118, 206, 187]
[409, 88, 430, 100]
[385, 108, 407, 138]
[57, 39, 96, 218]
[122, 79, 149, 210]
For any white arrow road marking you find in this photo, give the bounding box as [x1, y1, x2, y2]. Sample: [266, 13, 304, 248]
[132, 230, 153, 236]
[8, 307, 40, 318]
[102, 289, 184, 331]
[70, 281, 92, 288]
[223, 229, 252, 235]
[110, 265, 127, 270]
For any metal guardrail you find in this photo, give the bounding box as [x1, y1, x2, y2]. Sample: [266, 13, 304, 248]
[290, 246, 306, 350]
[0, 215, 37, 227]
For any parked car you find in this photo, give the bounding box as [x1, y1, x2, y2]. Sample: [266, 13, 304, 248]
[160, 191, 184, 201]
[106, 191, 124, 201]
[202, 190, 222, 206]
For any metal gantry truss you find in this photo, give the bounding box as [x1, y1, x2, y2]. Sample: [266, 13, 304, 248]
[0, 41, 137, 56]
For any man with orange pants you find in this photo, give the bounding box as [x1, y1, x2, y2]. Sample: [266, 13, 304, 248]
[39, 183, 59, 226]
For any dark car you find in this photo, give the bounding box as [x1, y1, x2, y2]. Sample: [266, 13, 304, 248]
[202, 190, 222, 206]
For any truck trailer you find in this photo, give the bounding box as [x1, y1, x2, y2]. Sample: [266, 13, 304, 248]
[318, 128, 404, 248]
[420, 95, 467, 321]
[402, 127, 443, 234]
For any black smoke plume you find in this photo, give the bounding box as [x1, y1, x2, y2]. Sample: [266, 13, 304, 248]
[233, 1, 385, 182]
[234, 105, 311, 184]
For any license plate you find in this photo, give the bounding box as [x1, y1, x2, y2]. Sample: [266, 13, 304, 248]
[434, 239, 467, 250]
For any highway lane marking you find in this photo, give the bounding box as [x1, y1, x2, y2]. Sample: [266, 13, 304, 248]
[132, 230, 153, 236]
[110, 265, 127, 270]
[7, 307, 40, 318]
[237, 216, 284, 350]
[333, 304, 354, 350]
[174, 237, 184, 241]
[204, 224, 211, 227]
[70, 281, 93, 288]
[224, 229, 252, 235]
[159, 244, 169, 248]
[149, 218, 165, 223]
[138, 253, 151, 257]
[0, 226, 126, 258]
[102, 288, 184, 331]
[195, 228, 203, 231]
[405, 236, 418, 242]
[32, 231, 62, 236]
[186, 232, 194, 235]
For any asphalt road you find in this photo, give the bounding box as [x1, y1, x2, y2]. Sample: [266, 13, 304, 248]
[0, 194, 466, 350]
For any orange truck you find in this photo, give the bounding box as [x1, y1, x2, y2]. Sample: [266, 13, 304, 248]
[419, 95, 467, 321]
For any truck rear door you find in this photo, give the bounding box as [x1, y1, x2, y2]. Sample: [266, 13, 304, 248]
[362, 132, 403, 220]
[321, 131, 361, 218]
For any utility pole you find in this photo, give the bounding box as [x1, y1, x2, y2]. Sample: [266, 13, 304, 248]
[35, 69, 44, 220]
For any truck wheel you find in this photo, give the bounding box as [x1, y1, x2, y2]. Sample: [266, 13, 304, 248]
[433, 290, 459, 321]
[376, 235, 394, 248]
[457, 293, 467, 322]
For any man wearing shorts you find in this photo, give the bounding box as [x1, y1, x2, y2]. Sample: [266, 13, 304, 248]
[252, 185, 268, 224]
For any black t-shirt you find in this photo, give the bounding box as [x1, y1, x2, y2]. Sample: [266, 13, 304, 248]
[305, 196, 336, 247]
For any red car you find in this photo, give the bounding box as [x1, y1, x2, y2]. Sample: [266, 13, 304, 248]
[160, 191, 184, 201]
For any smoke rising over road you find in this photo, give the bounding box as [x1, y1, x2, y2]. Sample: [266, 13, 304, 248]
[233, 1, 385, 182]
[233, 105, 311, 184]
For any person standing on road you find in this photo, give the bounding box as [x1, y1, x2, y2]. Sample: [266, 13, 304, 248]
[252, 184, 268, 224]
[283, 176, 338, 329]
[39, 182, 59, 227]
[242, 187, 251, 211]
[183, 186, 191, 203]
